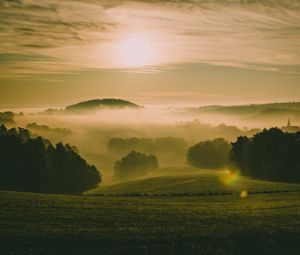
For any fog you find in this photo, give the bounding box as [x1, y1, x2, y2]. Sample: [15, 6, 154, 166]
[4, 103, 299, 184]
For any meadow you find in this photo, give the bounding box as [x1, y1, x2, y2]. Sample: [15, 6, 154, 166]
[87, 167, 300, 196]
[1, 168, 300, 255]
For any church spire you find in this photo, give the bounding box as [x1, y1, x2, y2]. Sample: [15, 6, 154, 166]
[287, 118, 291, 127]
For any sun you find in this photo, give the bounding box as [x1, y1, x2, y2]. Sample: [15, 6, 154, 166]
[117, 35, 154, 68]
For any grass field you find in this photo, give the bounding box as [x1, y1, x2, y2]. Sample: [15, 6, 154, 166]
[1, 181, 300, 254]
[87, 167, 300, 196]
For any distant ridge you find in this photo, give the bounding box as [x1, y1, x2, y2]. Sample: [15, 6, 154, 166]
[199, 102, 300, 115]
[65, 98, 143, 111]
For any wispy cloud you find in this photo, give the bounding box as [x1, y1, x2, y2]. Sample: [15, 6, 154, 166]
[0, 0, 299, 76]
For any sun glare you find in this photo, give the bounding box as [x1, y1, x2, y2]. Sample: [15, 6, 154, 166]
[117, 35, 154, 68]
[220, 169, 241, 186]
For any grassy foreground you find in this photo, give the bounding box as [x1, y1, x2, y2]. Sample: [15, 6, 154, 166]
[1, 189, 300, 255]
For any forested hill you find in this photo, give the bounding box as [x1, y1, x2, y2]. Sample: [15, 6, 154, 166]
[199, 102, 300, 115]
[65, 99, 142, 111]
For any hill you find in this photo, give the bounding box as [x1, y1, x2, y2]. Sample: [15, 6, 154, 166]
[86, 167, 300, 196]
[65, 98, 143, 111]
[199, 102, 300, 115]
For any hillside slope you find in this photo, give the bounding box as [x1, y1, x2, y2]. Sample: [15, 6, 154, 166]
[199, 102, 300, 115]
[86, 168, 300, 196]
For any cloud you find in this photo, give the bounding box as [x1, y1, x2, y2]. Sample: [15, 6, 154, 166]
[0, 53, 55, 63]
[0, 0, 299, 76]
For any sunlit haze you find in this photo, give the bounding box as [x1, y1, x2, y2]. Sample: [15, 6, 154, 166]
[117, 34, 155, 68]
[0, 0, 299, 107]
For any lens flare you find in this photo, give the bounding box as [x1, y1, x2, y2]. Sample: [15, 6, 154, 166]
[220, 169, 240, 186]
[240, 190, 248, 198]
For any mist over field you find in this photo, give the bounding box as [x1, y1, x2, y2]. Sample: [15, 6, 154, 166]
[3, 101, 297, 183]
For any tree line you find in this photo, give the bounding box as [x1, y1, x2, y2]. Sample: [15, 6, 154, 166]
[0, 125, 101, 194]
[1, 123, 299, 194]
[230, 128, 300, 182]
[186, 128, 300, 182]
[112, 129, 300, 183]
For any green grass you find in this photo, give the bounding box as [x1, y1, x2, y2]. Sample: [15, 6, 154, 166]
[87, 168, 300, 196]
[1, 188, 300, 254]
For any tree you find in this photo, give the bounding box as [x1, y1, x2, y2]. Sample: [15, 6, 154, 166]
[187, 138, 231, 169]
[114, 151, 158, 180]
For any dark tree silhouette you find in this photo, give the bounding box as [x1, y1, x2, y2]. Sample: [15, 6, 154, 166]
[0, 125, 101, 193]
[0, 111, 16, 126]
[187, 138, 231, 169]
[114, 151, 158, 180]
[230, 128, 300, 182]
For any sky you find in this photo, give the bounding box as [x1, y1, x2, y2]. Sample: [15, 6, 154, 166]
[0, 0, 300, 108]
